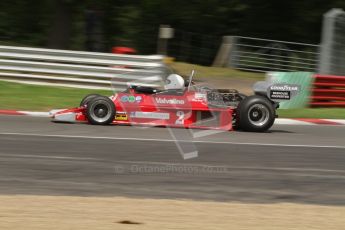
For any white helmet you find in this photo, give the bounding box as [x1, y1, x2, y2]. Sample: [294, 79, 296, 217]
[165, 74, 185, 90]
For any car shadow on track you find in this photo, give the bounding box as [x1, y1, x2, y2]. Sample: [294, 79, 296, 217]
[236, 129, 295, 134]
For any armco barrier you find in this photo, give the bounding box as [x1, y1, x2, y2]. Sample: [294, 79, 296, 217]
[0, 45, 165, 90]
[310, 75, 345, 107]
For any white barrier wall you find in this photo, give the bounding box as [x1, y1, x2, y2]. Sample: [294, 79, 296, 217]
[0, 45, 166, 90]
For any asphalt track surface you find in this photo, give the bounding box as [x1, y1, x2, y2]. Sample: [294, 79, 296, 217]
[0, 115, 344, 205]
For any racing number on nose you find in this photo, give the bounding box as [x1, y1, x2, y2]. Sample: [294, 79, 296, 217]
[176, 111, 184, 124]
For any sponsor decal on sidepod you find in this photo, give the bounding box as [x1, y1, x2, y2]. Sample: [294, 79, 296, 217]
[130, 112, 170, 120]
[192, 93, 207, 102]
[155, 97, 185, 105]
[121, 95, 142, 103]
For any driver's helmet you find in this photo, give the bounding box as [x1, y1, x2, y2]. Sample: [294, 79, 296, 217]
[165, 74, 185, 90]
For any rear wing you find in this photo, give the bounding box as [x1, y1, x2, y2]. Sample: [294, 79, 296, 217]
[253, 81, 301, 102]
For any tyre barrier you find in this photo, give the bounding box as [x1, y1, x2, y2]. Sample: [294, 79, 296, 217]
[310, 74, 345, 107]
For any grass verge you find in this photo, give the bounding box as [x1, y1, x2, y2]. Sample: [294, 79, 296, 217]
[277, 108, 345, 119]
[0, 80, 344, 119]
[0, 81, 111, 111]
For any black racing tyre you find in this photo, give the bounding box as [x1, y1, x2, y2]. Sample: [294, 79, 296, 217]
[236, 95, 275, 132]
[80, 94, 101, 107]
[86, 96, 115, 125]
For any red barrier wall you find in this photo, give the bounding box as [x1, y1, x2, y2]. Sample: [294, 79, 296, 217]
[311, 75, 345, 107]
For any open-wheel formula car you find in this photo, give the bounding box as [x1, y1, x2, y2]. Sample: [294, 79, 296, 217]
[52, 69, 299, 132]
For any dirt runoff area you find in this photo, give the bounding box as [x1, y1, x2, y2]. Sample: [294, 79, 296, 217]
[168, 61, 265, 95]
[0, 195, 344, 230]
[196, 75, 258, 95]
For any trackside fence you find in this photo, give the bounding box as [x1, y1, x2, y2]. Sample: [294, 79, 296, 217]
[228, 36, 320, 73]
[0, 45, 166, 90]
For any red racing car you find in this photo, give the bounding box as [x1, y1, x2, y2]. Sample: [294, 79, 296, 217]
[52, 71, 298, 132]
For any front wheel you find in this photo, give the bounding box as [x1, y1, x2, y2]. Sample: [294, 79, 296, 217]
[80, 94, 101, 107]
[236, 95, 275, 132]
[86, 96, 115, 125]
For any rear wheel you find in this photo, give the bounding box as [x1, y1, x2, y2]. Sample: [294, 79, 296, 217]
[86, 96, 115, 125]
[80, 94, 100, 107]
[236, 95, 275, 132]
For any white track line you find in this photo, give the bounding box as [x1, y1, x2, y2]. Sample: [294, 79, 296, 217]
[274, 118, 313, 125]
[19, 111, 51, 117]
[4, 154, 344, 174]
[112, 160, 345, 173]
[0, 132, 344, 149]
[1, 155, 344, 179]
[0, 153, 97, 161]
